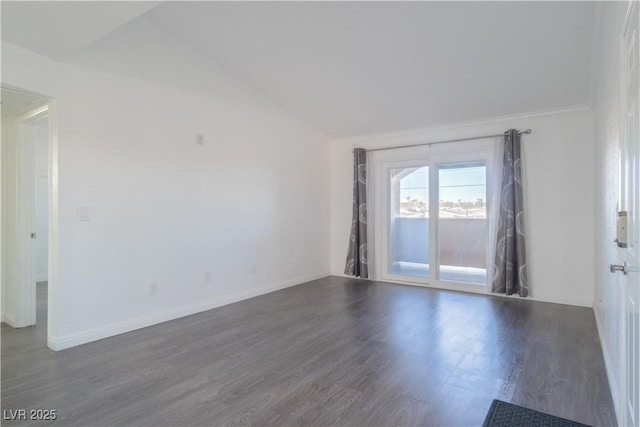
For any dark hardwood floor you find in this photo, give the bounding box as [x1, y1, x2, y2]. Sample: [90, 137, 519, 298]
[1, 277, 616, 426]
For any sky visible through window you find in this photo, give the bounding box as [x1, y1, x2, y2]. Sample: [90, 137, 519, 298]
[399, 167, 428, 203]
[398, 165, 486, 218]
[399, 166, 485, 203]
[439, 165, 486, 203]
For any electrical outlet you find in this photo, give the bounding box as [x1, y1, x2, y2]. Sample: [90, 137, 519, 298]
[250, 265, 257, 274]
[204, 272, 212, 284]
[149, 282, 159, 296]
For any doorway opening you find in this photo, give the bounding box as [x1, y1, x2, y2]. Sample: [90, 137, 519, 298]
[1, 86, 53, 346]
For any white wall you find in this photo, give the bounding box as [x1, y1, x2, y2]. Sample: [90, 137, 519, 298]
[1, 117, 15, 324]
[331, 107, 596, 307]
[1, 119, 3, 323]
[2, 40, 331, 349]
[34, 119, 49, 282]
[591, 1, 630, 421]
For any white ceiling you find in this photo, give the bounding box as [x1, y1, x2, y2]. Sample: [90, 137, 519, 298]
[1, 1, 159, 60]
[1, 1, 596, 139]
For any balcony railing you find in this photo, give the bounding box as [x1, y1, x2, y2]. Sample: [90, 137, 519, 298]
[390, 217, 487, 285]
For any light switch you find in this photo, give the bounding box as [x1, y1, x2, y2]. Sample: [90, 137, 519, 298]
[78, 206, 90, 221]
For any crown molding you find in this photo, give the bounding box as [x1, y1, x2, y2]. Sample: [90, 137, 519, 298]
[332, 104, 591, 145]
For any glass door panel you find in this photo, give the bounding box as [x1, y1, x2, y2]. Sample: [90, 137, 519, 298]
[438, 164, 487, 285]
[388, 166, 429, 278]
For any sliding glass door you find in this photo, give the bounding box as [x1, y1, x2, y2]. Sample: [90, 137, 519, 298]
[386, 162, 430, 279]
[376, 146, 494, 291]
[438, 164, 487, 285]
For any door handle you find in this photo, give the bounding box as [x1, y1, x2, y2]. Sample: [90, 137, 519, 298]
[610, 261, 629, 275]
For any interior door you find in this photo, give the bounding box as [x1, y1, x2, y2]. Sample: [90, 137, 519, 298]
[622, 2, 639, 425]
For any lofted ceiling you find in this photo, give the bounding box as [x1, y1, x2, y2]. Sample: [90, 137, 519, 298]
[1, 1, 159, 60]
[1, 1, 596, 139]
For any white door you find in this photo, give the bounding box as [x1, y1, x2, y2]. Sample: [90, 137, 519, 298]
[621, 2, 640, 425]
[1, 103, 48, 328]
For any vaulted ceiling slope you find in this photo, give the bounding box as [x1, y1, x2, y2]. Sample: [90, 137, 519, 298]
[1, 1, 160, 60]
[2, 1, 596, 139]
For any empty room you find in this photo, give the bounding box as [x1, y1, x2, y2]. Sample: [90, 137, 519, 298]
[1, 1, 638, 426]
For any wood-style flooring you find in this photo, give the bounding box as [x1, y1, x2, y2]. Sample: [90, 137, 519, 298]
[1, 277, 616, 426]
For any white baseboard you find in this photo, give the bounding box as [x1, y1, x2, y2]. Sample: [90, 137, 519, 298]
[47, 272, 328, 351]
[330, 272, 593, 307]
[593, 305, 621, 425]
[525, 293, 593, 308]
[2, 313, 16, 326]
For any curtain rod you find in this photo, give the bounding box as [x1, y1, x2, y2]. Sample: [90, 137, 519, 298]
[365, 129, 532, 152]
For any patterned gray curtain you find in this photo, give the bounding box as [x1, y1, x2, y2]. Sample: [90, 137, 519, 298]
[492, 129, 528, 296]
[345, 148, 368, 278]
